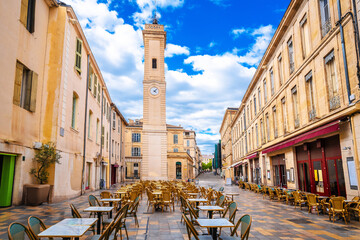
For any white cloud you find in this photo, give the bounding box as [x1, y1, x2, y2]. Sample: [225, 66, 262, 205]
[209, 0, 230, 7]
[165, 44, 190, 58]
[132, 0, 184, 27]
[231, 28, 246, 38]
[208, 41, 216, 48]
[63, 0, 274, 154]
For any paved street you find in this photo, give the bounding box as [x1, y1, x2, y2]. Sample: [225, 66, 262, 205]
[1, 173, 360, 239]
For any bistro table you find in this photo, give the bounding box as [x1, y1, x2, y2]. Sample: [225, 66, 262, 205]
[187, 193, 199, 198]
[225, 193, 240, 201]
[83, 207, 113, 234]
[188, 198, 208, 208]
[38, 218, 97, 240]
[198, 205, 224, 219]
[197, 218, 234, 240]
[99, 198, 121, 217]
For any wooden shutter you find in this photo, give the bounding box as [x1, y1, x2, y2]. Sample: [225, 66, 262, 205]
[88, 65, 93, 90]
[29, 71, 38, 112]
[97, 83, 101, 103]
[20, 0, 28, 26]
[13, 62, 23, 106]
[75, 38, 82, 73]
[28, 0, 36, 33]
[94, 74, 97, 97]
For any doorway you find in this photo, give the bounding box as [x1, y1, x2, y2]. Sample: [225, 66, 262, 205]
[271, 154, 286, 188]
[296, 135, 345, 196]
[85, 162, 91, 190]
[0, 154, 16, 207]
[176, 162, 182, 179]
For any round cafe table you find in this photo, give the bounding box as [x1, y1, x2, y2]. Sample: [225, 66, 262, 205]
[226, 193, 240, 201]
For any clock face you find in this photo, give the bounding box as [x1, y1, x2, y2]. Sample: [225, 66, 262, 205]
[150, 87, 159, 96]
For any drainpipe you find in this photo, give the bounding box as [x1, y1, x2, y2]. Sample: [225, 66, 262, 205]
[99, 88, 104, 190]
[81, 54, 90, 195]
[120, 117, 123, 183]
[337, 0, 352, 105]
[109, 106, 112, 189]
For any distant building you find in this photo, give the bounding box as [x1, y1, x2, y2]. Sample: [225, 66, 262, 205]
[220, 108, 238, 180]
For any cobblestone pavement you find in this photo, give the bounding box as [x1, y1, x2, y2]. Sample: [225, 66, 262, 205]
[1, 173, 360, 239]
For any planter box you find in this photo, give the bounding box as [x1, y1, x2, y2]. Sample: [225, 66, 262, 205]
[23, 184, 50, 206]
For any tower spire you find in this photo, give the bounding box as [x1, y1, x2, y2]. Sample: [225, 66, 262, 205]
[152, 0, 158, 24]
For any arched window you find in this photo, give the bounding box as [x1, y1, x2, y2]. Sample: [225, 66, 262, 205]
[71, 92, 79, 129]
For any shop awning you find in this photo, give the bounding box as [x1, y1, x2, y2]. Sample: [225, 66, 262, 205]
[262, 120, 340, 154]
[246, 152, 258, 159]
[113, 164, 119, 168]
[229, 161, 246, 168]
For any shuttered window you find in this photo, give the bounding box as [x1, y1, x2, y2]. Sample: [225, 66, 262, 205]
[173, 134, 178, 144]
[97, 82, 101, 103]
[71, 93, 78, 129]
[75, 38, 82, 74]
[20, 0, 35, 33]
[13, 61, 37, 112]
[93, 74, 97, 98]
[88, 65, 93, 91]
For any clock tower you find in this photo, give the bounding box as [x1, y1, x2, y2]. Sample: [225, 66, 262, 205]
[141, 22, 168, 180]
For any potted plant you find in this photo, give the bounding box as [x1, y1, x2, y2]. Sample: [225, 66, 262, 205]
[25, 142, 61, 205]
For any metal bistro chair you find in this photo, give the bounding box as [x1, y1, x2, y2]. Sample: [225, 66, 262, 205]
[27, 216, 52, 240]
[221, 214, 252, 240]
[219, 201, 237, 236]
[70, 204, 96, 234]
[183, 214, 212, 240]
[8, 222, 34, 240]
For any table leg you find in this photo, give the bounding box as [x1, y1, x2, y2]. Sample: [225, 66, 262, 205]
[209, 211, 213, 219]
[109, 202, 113, 218]
[211, 227, 217, 240]
[97, 212, 101, 234]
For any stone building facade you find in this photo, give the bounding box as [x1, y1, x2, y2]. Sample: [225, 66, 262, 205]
[220, 108, 238, 180]
[0, 1, 126, 206]
[230, 0, 360, 199]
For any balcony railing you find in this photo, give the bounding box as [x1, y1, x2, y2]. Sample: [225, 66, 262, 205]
[321, 18, 331, 37]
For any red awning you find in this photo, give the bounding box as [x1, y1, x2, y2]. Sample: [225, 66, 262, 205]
[246, 152, 258, 159]
[262, 120, 340, 154]
[113, 164, 120, 168]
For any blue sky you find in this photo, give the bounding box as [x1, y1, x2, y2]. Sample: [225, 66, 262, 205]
[63, 0, 290, 154]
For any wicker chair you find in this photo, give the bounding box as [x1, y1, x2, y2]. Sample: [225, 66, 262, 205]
[285, 191, 295, 205]
[221, 214, 252, 240]
[275, 189, 286, 202]
[8, 222, 34, 240]
[329, 197, 349, 224]
[69, 204, 96, 234]
[293, 191, 306, 210]
[307, 194, 320, 215]
[127, 196, 140, 227]
[182, 214, 212, 240]
[160, 191, 173, 212]
[219, 202, 237, 236]
[27, 216, 52, 240]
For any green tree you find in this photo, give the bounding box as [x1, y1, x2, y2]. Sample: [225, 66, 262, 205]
[30, 142, 61, 184]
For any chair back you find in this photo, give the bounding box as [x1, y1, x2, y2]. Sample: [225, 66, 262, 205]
[8, 222, 33, 240]
[182, 214, 199, 240]
[219, 186, 224, 192]
[27, 216, 47, 239]
[231, 214, 252, 239]
[218, 195, 225, 207]
[307, 194, 317, 204]
[330, 197, 345, 210]
[352, 196, 360, 202]
[129, 196, 140, 213]
[100, 191, 112, 199]
[163, 191, 171, 201]
[228, 202, 237, 223]
[185, 199, 199, 219]
[70, 204, 82, 218]
[98, 218, 115, 240]
[89, 195, 100, 206]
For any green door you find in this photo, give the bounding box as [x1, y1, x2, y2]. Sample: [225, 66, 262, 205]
[0, 154, 16, 207]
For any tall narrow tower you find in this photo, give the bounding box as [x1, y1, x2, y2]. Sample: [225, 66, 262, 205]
[141, 22, 167, 180]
